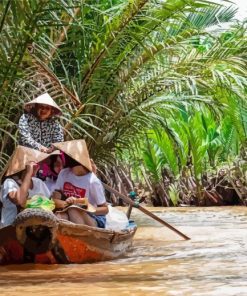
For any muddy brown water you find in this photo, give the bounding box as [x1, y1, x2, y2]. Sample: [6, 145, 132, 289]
[0, 207, 246, 296]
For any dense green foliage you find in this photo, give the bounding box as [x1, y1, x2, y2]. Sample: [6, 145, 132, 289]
[0, 0, 247, 201]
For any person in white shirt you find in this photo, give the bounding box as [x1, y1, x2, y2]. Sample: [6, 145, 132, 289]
[0, 146, 50, 228]
[51, 140, 108, 228]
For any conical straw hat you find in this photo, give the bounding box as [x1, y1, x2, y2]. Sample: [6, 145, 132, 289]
[24, 93, 62, 115]
[52, 140, 92, 172]
[4, 146, 60, 177]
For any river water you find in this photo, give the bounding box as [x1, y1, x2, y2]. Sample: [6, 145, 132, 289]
[0, 206, 246, 296]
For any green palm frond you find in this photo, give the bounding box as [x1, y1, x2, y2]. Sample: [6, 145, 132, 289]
[0, 0, 246, 173]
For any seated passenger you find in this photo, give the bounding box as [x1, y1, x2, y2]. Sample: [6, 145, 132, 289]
[38, 153, 65, 192]
[0, 146, 50, 228]
[18, 93, 64, 153]
[51, 140, 108, 228]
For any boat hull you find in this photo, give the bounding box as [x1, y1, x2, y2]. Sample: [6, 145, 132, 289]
[0, 209, 137, 265]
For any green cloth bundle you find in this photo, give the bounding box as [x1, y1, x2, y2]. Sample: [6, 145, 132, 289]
[25, 195, 55, 211]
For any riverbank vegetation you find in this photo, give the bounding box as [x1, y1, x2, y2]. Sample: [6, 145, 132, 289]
[0, 0, 246, 206]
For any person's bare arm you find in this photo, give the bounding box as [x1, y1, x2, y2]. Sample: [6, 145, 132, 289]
[8, 163, 35, 207]
[53, 199, 67, 209]
[51, 190, 67, 209]
[95, 202, 109, 215]
[66, 197, 86, 205]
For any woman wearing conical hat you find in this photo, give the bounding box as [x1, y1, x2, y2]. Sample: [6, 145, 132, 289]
[51, 140, 109, 228]
[0, 146, 51, 227]
[18, 93, 64, 153]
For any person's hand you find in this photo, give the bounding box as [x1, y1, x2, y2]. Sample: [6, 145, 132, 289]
[40, 146, 49, 153]
[52, 190, 62, 200]
[46, 146, 55, 153]
[65, 197, 77, 205]
[32, 163, 40, 176]
[25, 161, 38, 177]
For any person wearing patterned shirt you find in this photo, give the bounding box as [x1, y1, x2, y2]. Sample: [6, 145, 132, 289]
[18, 93, 64, 153]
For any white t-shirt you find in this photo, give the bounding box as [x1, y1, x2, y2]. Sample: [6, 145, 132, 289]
[44, 177, 56, 193]
[53, 168, 106, 207]
[0, 179, 19, 227]
[30, 177, 50, 198]
[0, 177, 50, 227]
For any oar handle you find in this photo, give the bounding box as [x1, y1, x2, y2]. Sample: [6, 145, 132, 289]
[102, 183, 190, 240]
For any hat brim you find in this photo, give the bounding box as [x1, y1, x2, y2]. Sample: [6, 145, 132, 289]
[56, 203, 96, 214]
[52, 140, 92, 172]
[4, 147, 61, 178]
[24, 93, 62, 116]
[24, 103, 62, 116]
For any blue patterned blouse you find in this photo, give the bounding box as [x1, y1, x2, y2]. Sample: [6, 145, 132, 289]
[18, 113, 64, 150]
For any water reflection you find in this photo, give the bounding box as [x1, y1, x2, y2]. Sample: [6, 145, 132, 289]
[0, 207, 247, 296]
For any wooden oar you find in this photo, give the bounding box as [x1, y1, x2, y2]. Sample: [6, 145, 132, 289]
[103, 183, 190, 240]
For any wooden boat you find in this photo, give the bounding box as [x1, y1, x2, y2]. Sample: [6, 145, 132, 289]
[0, 208, 137, 265]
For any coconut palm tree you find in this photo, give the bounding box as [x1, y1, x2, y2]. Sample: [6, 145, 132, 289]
[0, 0, 246, 176]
